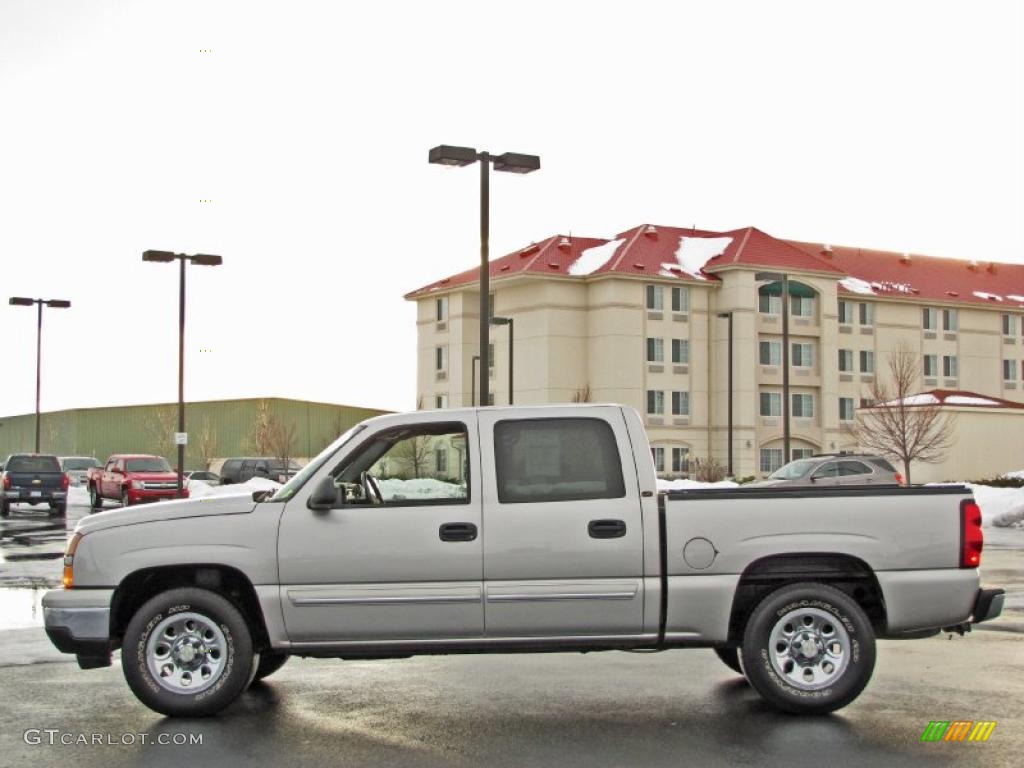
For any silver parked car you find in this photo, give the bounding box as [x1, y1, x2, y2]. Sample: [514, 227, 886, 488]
[60, 456, 101, 487]
[754, 454, 904, 487]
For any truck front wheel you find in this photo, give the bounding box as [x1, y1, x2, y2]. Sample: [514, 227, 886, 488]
[740, 582, 875, 715]
[122, 587, 255, 717]
[713, 647, 743, 676]
[252, 651, 289, 682]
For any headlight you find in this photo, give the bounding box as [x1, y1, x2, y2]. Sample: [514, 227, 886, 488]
[131, 479, 146, 490]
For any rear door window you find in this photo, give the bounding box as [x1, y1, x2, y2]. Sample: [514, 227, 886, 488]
[493, 418, 625, 503]
[867, 458, 896, 473]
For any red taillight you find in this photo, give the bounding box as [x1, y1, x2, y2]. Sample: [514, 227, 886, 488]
[2, 474, 9, 490]
[61, 473, 70, 491]
[960, 500, 983, 568]
[895, 472, 906, 486]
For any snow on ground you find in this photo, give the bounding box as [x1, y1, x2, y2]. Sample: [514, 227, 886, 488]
[970, 483, 1024, 529]
[189, 477, 282, 498]
[379, 477, 466, 500]
[657, 478, 739, 491]
[569, 239, 623, 276]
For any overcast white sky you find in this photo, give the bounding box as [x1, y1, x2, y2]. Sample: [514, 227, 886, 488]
[1, 0, 1022, 417]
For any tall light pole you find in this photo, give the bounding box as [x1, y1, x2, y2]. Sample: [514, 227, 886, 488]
[429, 145, 540, 407]
[490, 316, 514, 405]
[142, 250, 222, 497]
[9, 297, 71, 453]
[755, 272, 792, 463]
[716, 311, 733, 477]
[470, 355, 481, 407]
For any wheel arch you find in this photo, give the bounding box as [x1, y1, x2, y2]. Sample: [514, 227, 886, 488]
[726, 552, 886, 645]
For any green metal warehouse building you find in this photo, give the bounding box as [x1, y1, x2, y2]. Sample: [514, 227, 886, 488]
[0, 398, 390, 471]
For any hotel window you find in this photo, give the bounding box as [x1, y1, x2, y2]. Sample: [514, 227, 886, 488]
[859, 350, 875, 374]
[859, 302, 875, 326]
[488, 292, 495, 320]
[671, 391, 690, 416]
[671, 447, 690, 473]
[646, 285, 664, 311]
[647, 390, 665, 415]
[760, 392, 782, 417]
[791, 296, 814, 317]
[760, 340, 782, 366]
[838, 349, 853, 372]
[922, 307, 937, 330]
[1004, 360, 1017, 382]
[671, 338, 690, 364]
[646, 337, 664, 363]
[792, 342, 814, 368]
[838, 300, 854, 324]
[792, 448, 815, 460]
[923, 354, 938, 377]
[759, 293, 782, 315]
[943, 355, 958, 378]
[651, 446, 665, 473]
[435, 296, 448, 322]
[435, 346, 447, 371]
[671, 286, 690, 313]
[487, 343, 495, 368]
[942, 309, 958, 332]
[1003, 314, 1019, 336]
[760, 448, 784, 474]
[435, 394, 448, 409]
[434, 448, 449, 474]
[792, 393, 814, 418]
[839, 397, 855, 422]
[860, 397, 876, 408]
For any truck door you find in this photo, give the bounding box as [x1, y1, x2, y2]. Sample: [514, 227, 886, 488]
[476, 408, 645, 638]
[277, 414, 484, 643]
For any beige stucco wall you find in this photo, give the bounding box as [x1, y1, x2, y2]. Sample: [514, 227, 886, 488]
[906, 408, 1024, 483]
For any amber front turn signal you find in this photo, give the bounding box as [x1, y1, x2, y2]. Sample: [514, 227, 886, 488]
[63, 532, 83, 588]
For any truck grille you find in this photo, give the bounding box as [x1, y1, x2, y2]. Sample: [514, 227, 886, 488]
[143, 482, 177, 490]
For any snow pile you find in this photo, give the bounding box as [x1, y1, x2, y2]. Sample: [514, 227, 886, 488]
[189, 477, 282, 498]
[1007, 294, 1024, 304]
[569, 239, 623, 276]
[68, 486, 90, 506]
[839, 277, 875, 295]
[657, 478, 739, 491]
[667, 236, 732, 279]
[378, 477, 466, 500]
[945, 395, 1000, 406]
[972, 291, 1003, 301]
[967, 483, 1024, 528]
[878, 393, 940, 407]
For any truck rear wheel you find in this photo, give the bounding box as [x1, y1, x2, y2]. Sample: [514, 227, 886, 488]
[714, 647, 743, 676]
[740, 582, 875, 715]
[0, 500, 9, 518]
[89, 485, 103, 511]
[122, 587, 254, 717]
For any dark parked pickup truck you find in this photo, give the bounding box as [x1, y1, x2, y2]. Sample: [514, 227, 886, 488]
[1, 453, 69, 517]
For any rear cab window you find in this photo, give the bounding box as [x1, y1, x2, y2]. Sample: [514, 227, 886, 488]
[6, 455, 61, 473]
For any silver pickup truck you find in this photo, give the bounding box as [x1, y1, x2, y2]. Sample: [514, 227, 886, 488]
[43, 404, 1004, 717]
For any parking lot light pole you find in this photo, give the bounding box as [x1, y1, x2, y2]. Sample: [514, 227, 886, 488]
[490, 316, 514, 404]
[9, 297, 71, 453]
[429, 145, 540, 408]
[142, 251, 222, 497]
[716, 311, 733, 477]
[755, 272, 792, 464]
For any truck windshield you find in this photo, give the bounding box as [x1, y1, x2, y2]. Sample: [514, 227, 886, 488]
[268, 424, 366, 503]
[6, 455, 61, 473]
[125, 458, 173, 472]
[768, 459, 817, 480]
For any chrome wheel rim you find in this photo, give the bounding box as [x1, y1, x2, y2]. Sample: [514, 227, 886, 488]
[768, 606, 850, 690]
[146, 612, 228, 694]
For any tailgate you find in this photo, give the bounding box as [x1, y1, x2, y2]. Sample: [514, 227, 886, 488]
[7, 472, 64, 490]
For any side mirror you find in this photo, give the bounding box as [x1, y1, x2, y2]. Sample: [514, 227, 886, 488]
[307, 475, 340, 511]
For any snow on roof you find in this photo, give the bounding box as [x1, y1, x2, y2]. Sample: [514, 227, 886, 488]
[839, 277, 875, 295]
[871, 389, 1024, 410]
[664, 236, 733, 281]
[569, 238, 624, 276]
[973, 291, 1003, 301]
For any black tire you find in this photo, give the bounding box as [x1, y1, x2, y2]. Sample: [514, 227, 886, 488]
[714, 647, 744, 676]
[0, 500, 9, 518]
[740, 582, 875, 715]
[49, 502, 67, 518]
[89, 485, 103, 511]
[121, 488, 130, 508]
[122, 587, 254, 717]
[253, 651, 289, 682]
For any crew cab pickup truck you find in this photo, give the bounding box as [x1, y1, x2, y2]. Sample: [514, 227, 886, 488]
[86, 454, 187, 509]
[43, 405, 1004, 718]
[1, 453, 69, 517]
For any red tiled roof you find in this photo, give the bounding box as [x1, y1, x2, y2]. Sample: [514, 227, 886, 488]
[787, 240, 1024, 308]
[703, 227, 845, 274]
[872, 390, 1024, 410]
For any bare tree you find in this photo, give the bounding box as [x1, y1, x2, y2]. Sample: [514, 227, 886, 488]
[390, 433, 435, 479]
[249, 399, 274, 456]
[44, 421, 61, 454]
[267, 415, 298, 469]
[571, 385, 593, 403]
[145, 406, 178, 462]
[843, 342, 957, 484]
[197, 417, 218, 470]
[693, 457, 727, 483]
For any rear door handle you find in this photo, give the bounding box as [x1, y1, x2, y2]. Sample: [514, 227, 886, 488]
[588, 519, 627, 539]
[439, 522, 478, 542]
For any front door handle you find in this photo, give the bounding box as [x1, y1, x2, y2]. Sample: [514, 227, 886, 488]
[588, 519, 627, 539]
[439, 522, 478, 542]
